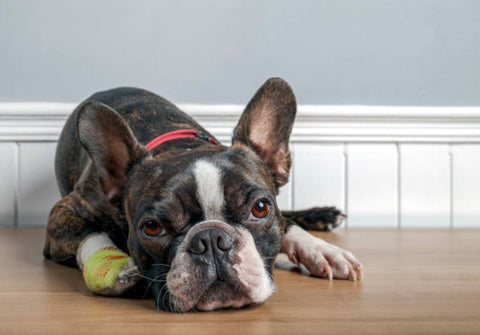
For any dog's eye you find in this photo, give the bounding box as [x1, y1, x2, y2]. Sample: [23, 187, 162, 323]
[251, 200, 270, 219]
[142, 220, 165, 237]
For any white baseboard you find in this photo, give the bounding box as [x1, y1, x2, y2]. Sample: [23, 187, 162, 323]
[1, 103, 480, 143]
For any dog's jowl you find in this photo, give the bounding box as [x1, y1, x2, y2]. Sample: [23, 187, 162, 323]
[44, 78, 363, 312]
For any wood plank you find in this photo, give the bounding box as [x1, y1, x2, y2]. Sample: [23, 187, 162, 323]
[292, 143, 345, 213]
[400, 144, 451, 227]
[0, 143, 17, 226]
[452, 144, 480, 227]
[347, 144, 398, 227]
[17, 142, 60, 226]
[0, 228, 479, 334]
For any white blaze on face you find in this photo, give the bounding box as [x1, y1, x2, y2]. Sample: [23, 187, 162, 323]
[193, 160, 225, 221]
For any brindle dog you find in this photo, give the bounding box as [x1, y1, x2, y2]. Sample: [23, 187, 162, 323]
[44, 78, 362, 312]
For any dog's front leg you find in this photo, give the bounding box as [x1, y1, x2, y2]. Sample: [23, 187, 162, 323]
[280, 225, 363, 281]
[44, 193, 141, 296]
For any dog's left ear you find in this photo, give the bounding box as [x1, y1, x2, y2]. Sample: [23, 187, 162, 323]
[233, 77, 297, 188]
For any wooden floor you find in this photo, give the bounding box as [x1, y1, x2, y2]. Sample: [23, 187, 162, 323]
[1, 228, 479, 334]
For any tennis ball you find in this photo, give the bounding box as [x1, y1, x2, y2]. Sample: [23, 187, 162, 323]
[83, 247, 131, 294]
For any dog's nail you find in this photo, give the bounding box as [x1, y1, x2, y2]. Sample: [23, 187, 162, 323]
[290, 252, 299, 265]
[324, 266, 333, 281]
[357, 268, 364, 281]
[353, 263, 364, 280]
[348, 268, 357, 282]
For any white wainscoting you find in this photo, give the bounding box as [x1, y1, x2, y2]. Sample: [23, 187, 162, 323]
[1, 103, 480, 227]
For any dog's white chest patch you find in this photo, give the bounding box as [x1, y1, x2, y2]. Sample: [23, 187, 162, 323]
[193, 160, 225, 221]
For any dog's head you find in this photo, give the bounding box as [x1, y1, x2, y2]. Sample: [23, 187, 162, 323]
[76, 78, 296, 312]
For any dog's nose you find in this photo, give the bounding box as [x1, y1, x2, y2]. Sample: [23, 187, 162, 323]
[188, 228, 234, 255]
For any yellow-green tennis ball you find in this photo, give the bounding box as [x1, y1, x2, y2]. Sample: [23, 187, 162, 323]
[83, 247, 130, 294]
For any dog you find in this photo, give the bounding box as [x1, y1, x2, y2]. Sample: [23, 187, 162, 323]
[44, 78, 363, 312]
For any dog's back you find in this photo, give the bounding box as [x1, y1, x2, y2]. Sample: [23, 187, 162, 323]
[55, 87, 212, 196]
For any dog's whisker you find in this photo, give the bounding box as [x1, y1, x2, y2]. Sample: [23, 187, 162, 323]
[150, 263, 171, 268]
[139, 271, 169, 298]
[157, 282, 169, 310]
[135, 273, 166, 283]
[168, 289, 176, 313]
[143, 277, 166, 298]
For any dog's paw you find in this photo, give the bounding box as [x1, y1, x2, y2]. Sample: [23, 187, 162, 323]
[83, 248, 142, 296]
[289, 207, 346, 231]
[281, 226, 363, 281]
[299, 239, 363, 281]
[109, 258, 142, 295]
[95, 258, 142, 296]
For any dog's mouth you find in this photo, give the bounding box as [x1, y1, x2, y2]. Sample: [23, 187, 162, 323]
[162, 221, 275, 312]
[193, 279, 254, 311]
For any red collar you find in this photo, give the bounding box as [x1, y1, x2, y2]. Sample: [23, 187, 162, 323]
[146, 129, 220, 151]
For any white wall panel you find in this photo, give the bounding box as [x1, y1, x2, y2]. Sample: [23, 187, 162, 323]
[276, 149, 294, 211]
[277, 181, 292, 211]
[452, 145, 480, 227]
[0, 143, 17, 226]
[292, 144, 345, 214]
[18, 143, 60, 226]
[400, 144, 450, 227]
[347, 144, 398, 227]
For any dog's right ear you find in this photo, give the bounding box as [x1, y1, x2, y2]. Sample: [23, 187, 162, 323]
[76, 101, 149, 202]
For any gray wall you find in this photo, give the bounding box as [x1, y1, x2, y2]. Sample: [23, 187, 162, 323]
[1, 0, 480, 105]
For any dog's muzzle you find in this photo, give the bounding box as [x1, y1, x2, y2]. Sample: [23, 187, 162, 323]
[165, 220, 274, 312]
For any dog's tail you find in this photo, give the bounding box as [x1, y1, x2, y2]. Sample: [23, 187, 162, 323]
[281, 207, 346, 231]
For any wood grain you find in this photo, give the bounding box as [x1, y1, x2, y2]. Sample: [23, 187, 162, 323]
[0, 228, 479, 334]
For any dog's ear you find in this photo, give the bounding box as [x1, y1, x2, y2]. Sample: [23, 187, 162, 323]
[76, 101, 149, 201]
[233, 77, 297, 188]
